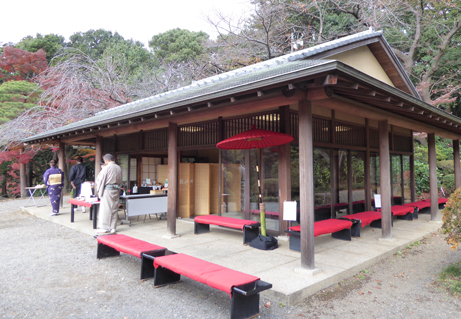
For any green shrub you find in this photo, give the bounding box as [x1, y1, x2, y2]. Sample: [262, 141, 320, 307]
[442, 187, 461, 250]
[442, 174, 456, 196]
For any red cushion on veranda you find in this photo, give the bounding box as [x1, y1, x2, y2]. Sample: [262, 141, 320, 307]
[379, 205, 415, 216]
[194, 215, 259, 230]
[68, 198, 95, 207]
[97, 234, 165, 258]
[289, 219, 353, 237]
[402, 201, 431, 210]
[341, 211, 382, 227]
[153, 253, 260, 296]
[422, 198, 448, 204]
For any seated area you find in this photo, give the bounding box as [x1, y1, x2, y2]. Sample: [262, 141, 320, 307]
[340, 210, 385, 230]
[422, 198, 448, 208]
[402, 201, 431, 216]
[68, 198, 100, 229]
[285, 218, 359, 252]
[96, 234, 167, 279]
[194, 215, 260, 245]
[152, 252, 272, 319]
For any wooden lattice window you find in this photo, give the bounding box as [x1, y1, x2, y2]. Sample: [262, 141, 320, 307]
[369, 129, 379, 149]
[393, 134, 412, 152]
[290, 112, 299, 140]
[178, 121, 219, 147]
[313, 117, 331, 143]
[335, 122, 366, 147]
[224, 112, 280, 139]
[117, 133, 139, 152]
[144, 129, 168, 150]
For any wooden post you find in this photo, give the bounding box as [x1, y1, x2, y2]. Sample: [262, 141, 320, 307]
[379, 120, 392, 239]
[454, 139, 461, 190]
[95, 136, 103, 180]
[167, 122, 178, 236]
[347, 150, 353, 214]
[279, 105, 291, 233]
[400, 155, 405, 204]
[218, 117, 223, 216]
[365, 119, 371, 211]
[299, 99, 315, 269]
[410, 130, 416, 202]
[428, 133, 438, 220]
[330, 150, 338, 218]
[244, 149, 251, 219]
[19, 147, 27, 198]
[58, 142, 65, 207]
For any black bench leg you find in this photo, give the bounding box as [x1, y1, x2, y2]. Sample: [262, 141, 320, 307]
[288, 232, 300, 252]
[194, 222, 210, 234]
[413, 207, 419, 219]
[97, 243, 120, 259]
[350, 222, 361, 238]
[243, 225, 259, 245]
[154, 266, 181, 287]
[70, 204, 75, 222]
[332, 228, 352, 241]
[141, 250, 167, 280]
[231, 292, 260, 319]
[396, 212, 413, 221]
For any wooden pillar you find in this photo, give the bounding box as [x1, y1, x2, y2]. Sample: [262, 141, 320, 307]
[454, 139, 461, 190]
[410, 131, 416, 202]
[428, 133, 438, 220]
[95, 136, 103, 180]
[365, 120, 371, 211]
[390, 155, 394, 205]
[218, 117, 224, 216]
[279, 105, 291, 233]
[167, 122, 178, 236]
[299, 99, 315, 269]
[400, 155, 405, 204]
[58, 142, 65, 207]
[330, 150, 338, 218]
[19, 147, 27, 198]
[347, 150, 353, 214]
[379, 120, 392, 239]
[244, 149, 251, 219]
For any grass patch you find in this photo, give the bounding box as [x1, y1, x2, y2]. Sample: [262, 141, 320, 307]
[439, 261, 461, 296]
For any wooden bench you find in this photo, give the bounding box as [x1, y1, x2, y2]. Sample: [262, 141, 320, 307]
[96, 234, 167, 279]
[194, 215, 260, 245]
[422, 198, 448, 209]
[68, 198, 100, 229]
[340, 210, 388, 232]
[285, 218, 360, 252]
[150, 252, 272, 319]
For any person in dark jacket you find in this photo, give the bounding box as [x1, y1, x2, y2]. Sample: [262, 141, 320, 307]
[69, 156, 88, 212]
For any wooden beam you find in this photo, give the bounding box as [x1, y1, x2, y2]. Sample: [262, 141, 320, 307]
[298, 99, 315, 270]
[167, 122, 178, 236]
[379, 120, 392, 239]
[95, 136, 103, 180]
[454, 139, 461, 189]
[428, 133, 439, 221]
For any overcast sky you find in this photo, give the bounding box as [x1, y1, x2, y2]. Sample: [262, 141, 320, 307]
[1, 0, 251, 46]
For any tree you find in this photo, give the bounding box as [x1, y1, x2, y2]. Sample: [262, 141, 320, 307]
[15, 33, 66, 63]
[0, 81, 42, 124]
[67, 29, 144, 60]
[0, 47, 48, 83]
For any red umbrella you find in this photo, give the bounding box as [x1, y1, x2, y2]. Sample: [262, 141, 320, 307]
[217, 125, 294, 236]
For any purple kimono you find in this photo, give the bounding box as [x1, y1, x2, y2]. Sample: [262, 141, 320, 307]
[43, 167, 64, 214]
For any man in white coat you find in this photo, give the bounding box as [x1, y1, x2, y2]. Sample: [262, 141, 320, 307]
[95, 154, 122, 234]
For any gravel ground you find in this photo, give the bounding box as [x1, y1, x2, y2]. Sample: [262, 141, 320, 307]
[1, 198, 461, 318]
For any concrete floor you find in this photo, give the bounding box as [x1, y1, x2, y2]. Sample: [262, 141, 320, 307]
[21, 195, 442, 305]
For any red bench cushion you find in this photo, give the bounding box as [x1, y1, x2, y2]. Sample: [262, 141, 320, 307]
[289, 219, 353, 237]
[68, 198, 95, 207]
[194, 215, 259, 230]
[378, 205, 414, 216]
[250, 210, 279, 217]
[97, 234, 165, 258]
[341, 211, 382, 227]
[422, 198, 448, 204]
[402, 201, 431, 210]
[153, 253, 260, 296]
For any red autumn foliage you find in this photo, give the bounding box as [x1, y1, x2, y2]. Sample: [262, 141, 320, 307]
[0, 47, 48, 81]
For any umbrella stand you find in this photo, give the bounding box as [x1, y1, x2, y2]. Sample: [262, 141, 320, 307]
[254, 147, 267, 236]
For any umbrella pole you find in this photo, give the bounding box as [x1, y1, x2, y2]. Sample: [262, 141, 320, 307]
[255, 148, 266, 236]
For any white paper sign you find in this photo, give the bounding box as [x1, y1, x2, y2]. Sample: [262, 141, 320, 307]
[374, 194, 381, 209]
[283, 201, 297, 221]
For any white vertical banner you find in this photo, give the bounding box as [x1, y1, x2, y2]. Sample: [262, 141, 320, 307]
[283, 201, 297, 221]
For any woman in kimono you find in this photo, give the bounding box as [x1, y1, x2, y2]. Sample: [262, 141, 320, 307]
[43, 159, 64, 216]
